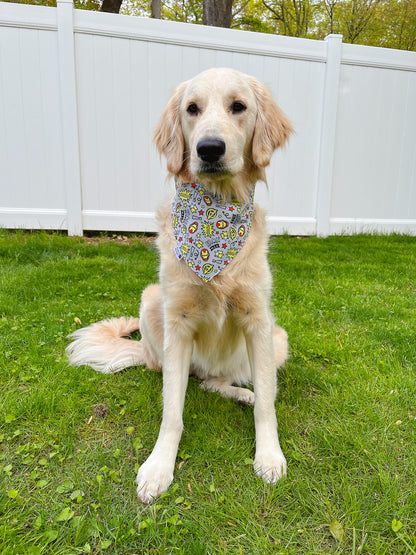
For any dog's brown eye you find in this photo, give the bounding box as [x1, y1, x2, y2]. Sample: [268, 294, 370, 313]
[231, 101, 246, 114]
[187, 103, 200, 115]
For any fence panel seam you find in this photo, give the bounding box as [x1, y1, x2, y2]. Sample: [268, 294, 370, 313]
[316, 34, 343, 238]
[57, 0, 83, 236]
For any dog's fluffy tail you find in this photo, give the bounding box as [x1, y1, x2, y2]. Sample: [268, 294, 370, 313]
[66, 317, 146, 374]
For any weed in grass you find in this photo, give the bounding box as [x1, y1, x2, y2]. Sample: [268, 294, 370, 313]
[0, 231, 415, 553]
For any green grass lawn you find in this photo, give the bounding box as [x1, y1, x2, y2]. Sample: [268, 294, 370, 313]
[1, 230, 415, 554]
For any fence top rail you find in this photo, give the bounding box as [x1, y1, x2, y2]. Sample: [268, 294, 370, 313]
[342, 42, 416, 73]
[0, 2, 57, 31]
[72, 9, 327, 62]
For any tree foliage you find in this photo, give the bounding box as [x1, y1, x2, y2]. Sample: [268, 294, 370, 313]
[262, 0, 314, 37]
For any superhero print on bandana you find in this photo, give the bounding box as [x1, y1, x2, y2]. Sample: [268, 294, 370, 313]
[172, 182, 254, 282]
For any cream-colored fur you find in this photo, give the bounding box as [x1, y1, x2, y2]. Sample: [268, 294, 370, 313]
[66, 68, 293, 504]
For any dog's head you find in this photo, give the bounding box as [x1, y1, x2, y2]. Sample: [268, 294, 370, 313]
[154, 68, 293, 199]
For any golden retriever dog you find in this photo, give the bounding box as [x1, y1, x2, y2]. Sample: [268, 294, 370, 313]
[67, 68, 293, 504]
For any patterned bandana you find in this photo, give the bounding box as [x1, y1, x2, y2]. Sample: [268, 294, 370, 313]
[172, 182, 254, 282]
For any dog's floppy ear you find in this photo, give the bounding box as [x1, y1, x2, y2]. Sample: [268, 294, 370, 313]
[250, 78, 293, 168]
[153, 83, 186, 175]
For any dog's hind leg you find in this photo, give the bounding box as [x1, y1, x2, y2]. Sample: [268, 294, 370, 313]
[273, 325, 289, 368]
[200, 325, 287, 405]
[138, 284, 164, 370]
[201, 377, 255, 405]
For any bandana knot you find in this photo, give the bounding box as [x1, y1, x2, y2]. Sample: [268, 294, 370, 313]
[172, 182, 254, 282]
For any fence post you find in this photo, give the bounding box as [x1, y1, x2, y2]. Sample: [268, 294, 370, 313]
[57, 0, 83, 236]
[316, 34, 342, 238]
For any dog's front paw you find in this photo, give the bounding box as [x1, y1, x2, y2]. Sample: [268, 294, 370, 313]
[136, 456, 174, 504]
[254, 449, 287, 483]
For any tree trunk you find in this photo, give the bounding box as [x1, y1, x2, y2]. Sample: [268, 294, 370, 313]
[151, 0, 161, 19]
[203, 0, 234, 27]
[101, 0, 122, 13]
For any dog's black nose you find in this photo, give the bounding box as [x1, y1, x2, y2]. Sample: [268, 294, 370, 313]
[197, 138, 226, 163]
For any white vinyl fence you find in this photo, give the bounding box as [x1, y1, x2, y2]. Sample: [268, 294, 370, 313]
[1, 0, 416, 236]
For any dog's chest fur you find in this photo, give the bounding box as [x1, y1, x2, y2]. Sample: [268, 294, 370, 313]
[155, 196, 273, 381]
